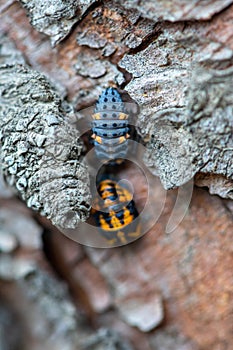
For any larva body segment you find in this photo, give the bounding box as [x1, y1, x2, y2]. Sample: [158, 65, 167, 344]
[0, 64, 91, 229]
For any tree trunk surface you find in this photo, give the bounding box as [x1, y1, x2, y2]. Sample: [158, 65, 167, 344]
[0, 1, 232, 350]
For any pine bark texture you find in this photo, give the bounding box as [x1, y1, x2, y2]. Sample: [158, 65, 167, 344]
[0, 1, 233, 350]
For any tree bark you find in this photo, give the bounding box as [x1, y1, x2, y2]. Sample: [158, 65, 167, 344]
[0, 1, 233, 350]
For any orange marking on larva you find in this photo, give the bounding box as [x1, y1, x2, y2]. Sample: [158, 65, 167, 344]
[123, 207, 134, 225]
[119, 113, 128, 120]
[116, 184, 132, 203]
[118, 136, 126, 144]
[110, 211, 122, 228]
[92, 113, 101, 120]
[95, 136, 102, 144]
[102, 190, 113, 200]
[99, 214, 107, 229]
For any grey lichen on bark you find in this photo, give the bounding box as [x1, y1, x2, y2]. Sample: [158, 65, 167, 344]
[142, 66, 233, 195]
[186, 67, 233, 185]
[0, 64, 91, 229]
[19, 0, 97, 46]
[117, 0, 233, 21]
[119, 23, 233, 197]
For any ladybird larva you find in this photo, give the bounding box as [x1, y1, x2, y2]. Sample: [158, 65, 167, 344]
[0, 64, 91, 229]
[91, 88, 130, 164]
[91, 178, 140, 245]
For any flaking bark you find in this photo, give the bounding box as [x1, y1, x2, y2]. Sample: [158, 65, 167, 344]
[0, 64, 91, 229]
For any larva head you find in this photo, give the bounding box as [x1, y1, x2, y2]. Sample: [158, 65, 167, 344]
[94, 88, 125, 114]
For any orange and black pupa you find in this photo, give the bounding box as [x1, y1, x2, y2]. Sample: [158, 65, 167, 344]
[91, 178, 141, 245]
[91, 88, 130, 164]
